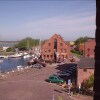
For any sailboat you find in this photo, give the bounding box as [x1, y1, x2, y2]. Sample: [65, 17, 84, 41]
[23, 52, 31, 59]
[10, 48, 23, 58]
[23, 40, 31, 59]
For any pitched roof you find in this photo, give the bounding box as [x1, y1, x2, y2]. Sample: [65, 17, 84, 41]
[54, 34, 70, 46]
[42, 34, 70, 47]
[78, 57, 95, 69]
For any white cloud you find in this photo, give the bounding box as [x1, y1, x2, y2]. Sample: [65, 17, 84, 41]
[20, 13, 95, 35]
[0, 9, 96, 41]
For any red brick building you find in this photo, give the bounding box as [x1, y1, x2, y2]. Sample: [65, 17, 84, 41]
[79, 38, 95, 58]
[41, 34, 70, 61]
[77, 57, 94, 86]
[84, 38, 95, 58]
[79, 43, 84, 52]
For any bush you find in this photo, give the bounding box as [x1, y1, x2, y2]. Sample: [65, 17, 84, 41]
[81, 74, 94, 90]
[6, 47, 13, 52]
[71, 50, 83, 55]
[86, 74, 94, 89]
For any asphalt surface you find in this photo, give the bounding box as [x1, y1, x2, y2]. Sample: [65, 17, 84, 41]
[0, 64, 74, 100]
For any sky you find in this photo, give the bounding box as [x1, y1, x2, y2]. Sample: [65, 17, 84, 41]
[0, 0, 96, 41]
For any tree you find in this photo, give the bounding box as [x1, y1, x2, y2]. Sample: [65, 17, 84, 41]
[74, 36, 88, 51]
[81, 74, 94, 90]
[75, 36, 88, 45]
[15, 37, 39, 50]
[86, 74, 94, 89]
[6, 47, 13, 52]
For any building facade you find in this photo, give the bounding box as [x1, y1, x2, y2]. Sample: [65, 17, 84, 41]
[41, 34, 70, 61]
[77, 57, 94, 86]
[79, 38, 95, 58]
[84, 38, 95, 58]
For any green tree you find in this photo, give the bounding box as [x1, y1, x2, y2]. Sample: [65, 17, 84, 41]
[6, 47, 13, 52]
[86, 74, 94, 89]
[15, 37, 39, 50]
[74, 36, 88, 51]
[75, 36, 88, 45]
[82, 74, 94, 90]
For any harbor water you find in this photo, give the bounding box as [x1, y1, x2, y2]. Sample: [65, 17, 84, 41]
[0, 57, 30, 73]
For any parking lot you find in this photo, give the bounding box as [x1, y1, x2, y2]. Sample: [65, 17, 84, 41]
[0, 64, 75, 100]
[56, 63, 77, 84]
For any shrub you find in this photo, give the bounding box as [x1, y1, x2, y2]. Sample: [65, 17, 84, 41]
[81, 74, 94, 90]
[71, 50, 83, 55]
[6, 47, 13, 52]
[86, 74, 94, 89]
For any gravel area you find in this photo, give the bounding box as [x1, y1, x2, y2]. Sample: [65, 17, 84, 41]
[0, 63, 93, 100]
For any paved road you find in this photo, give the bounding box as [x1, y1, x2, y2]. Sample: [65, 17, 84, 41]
[0, 64, 74, 100]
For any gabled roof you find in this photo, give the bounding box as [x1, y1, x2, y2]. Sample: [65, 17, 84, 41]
[78, 57, 95, 69]
[42, 34, 70, 47]
[52, 34, 70, 46]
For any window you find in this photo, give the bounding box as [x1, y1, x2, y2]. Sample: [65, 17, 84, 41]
[48, 49, 51, 52]
[64, 49, 66, 53]
[50, 77, 54, 80]
[54, 38, 57, 42]
[50, 55, 53, 58]
[83, 69, 87, 72]
[87, 48, 90, 51]
[44, 55, 46, 58]
[55, 77, 58, 80]
[60, 43, 63, 46]
[47, 55, 49, 58]
[61, 49, 63, 53]
[48, 43, 51, 46]
[54, 39, 57, 49]
[87, 48, 90, 57]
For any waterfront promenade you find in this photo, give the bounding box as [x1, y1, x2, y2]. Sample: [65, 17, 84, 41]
[0, 64, 93, 100]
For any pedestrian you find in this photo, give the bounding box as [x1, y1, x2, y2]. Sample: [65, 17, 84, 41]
[78, 83, 81, 94]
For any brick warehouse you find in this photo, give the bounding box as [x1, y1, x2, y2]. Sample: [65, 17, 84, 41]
[84, 38, 95, 58]
[41, 34, 70, 61]
[79, 38, 95, 58]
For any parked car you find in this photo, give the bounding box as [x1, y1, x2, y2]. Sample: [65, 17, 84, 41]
[28, 58, 46, 67]
[57, 71, 70, 77]
[65, 70, 73, 74]
[32, 63, 43, 69]
[47, 74, 64, 83]
[69, 68, 76, 72]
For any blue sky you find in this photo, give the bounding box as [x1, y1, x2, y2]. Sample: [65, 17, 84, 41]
[0, 0, 96, 41]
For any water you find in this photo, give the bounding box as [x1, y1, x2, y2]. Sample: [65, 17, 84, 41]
[0, 57, 30, 72]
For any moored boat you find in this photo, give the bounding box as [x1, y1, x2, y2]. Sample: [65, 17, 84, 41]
[10, 53, 22, 58]
[23, 54, 31, 59]
[23, 52, 31, 59]
[0, 55, 8, 58]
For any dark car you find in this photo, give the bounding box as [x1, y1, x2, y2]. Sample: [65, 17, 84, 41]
[65, 70, 73, 74]
[28, 58, 46, 67]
